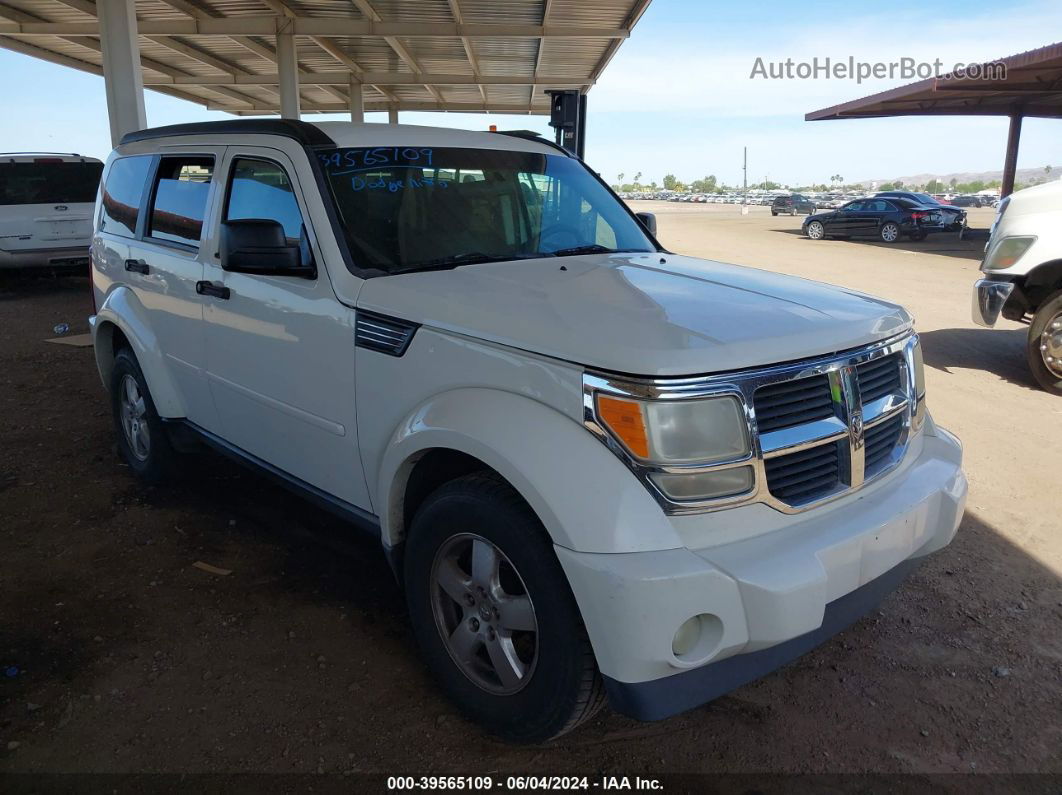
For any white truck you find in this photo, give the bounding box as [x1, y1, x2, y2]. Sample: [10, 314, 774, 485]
[89, 120, 966, 743]
[972, 180, 1062, 394]
[0, 153, 102, 269]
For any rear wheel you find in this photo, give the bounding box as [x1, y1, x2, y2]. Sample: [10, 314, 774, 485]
[771, 210, 778, 216]
[110, 348, 177, 484]
[1027, 291, 1062, 395]
[404, 472, 605, 743]
[879, 222, 900, 243]
[806, 220, 825, 240]
[909, 231, 927, 241]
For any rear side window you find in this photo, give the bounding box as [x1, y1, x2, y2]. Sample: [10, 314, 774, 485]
[148, 157, 214, 248]
[0, 161, 102, 206]
[100, 156, 153, 238]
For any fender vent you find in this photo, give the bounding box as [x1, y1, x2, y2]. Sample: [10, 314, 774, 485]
[355, 311, 419, 356]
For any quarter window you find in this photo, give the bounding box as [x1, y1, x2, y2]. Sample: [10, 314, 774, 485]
[100, 155, 153, 239]
[148, 157, 214, 247]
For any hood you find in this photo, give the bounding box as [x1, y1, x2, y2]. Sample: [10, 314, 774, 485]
[356, 253, 912, 377]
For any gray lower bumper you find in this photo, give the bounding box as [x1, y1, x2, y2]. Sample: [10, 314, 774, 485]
[971, 278, 1015, 327]
[0, 245, 91, 269]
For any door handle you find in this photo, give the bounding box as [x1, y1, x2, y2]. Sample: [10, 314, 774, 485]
[125, 259, 149, 275]
[196, 280, 230, 300]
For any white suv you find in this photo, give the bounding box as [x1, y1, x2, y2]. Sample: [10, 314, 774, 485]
[1, 153, 102, 269]
[89, 120, 966, 742]
[972, 179, 1062, 394]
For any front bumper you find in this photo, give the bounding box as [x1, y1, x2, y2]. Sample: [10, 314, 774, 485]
[971, 278, 1015, 327]
[556, 421, 966, 721]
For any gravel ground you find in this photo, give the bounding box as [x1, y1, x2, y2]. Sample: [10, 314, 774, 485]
[1, 205, 1060, 787]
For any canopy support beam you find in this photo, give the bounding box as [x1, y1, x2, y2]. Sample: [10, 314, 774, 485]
[96, 0, 146, 146]
[1001, 110, 1023, 198]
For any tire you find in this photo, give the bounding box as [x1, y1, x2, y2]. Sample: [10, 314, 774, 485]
[771, 210, 777, 216]
[806, 220, 825, 240]
[909, 231, 927, 241]
[1027, 290, 1062, 395]
[879, 222, 900, 243]
[790, 208, 798, 216]
[110, 348, 177, 484]
[404, 472, 605, 743]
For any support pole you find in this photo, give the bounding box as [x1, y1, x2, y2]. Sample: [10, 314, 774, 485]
[349, 78, 364, 122]
[276, 30, 300, 119]
[388, 107, 399, 124]
[96, 0, 146, 147]
[1001, 111, 1023, 198]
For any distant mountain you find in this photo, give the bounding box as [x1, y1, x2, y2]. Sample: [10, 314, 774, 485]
[857, 166, 1058, 188]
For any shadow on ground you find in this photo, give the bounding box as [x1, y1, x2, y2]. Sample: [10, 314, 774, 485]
[919, 326, 1039, 391]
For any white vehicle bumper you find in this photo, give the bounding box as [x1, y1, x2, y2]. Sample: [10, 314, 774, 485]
[556, 422, 966, 721]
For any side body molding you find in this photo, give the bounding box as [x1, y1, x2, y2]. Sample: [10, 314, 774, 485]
[375, 388, 682, 555]
[92, 285, 186, 419]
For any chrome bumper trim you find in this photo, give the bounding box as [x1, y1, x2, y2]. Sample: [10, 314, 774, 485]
[971, 279, 1014, 327]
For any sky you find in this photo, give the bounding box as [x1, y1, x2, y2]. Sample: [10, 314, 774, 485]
[1, 0, 1060, 188]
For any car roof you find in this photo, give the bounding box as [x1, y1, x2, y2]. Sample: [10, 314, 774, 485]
[119, 118, 563, 157]
[2, 153, 101, 163]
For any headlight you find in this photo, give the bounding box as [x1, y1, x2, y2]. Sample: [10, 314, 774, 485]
[595, 393, 752, 501]
[983, 236, 1035, 270]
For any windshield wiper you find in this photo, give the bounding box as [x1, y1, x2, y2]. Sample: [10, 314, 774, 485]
[549, 244, 648, 258]
[392, 251, 548, 274]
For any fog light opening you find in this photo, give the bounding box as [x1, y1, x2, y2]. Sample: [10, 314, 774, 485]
[671, 613, 724, 664]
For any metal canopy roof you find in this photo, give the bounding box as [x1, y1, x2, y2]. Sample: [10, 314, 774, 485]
[806, 42, 1062, 121]
[0, 0, 651, 115]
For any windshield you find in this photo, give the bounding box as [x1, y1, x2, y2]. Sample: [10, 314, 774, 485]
[0, 161, 102, 206]
[316, 146, 655, 273]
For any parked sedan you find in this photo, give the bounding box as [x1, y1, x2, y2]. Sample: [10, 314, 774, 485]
[771, 193, 816, 215]
[875, 191, 967, 231]
[803, 197, 946, 243]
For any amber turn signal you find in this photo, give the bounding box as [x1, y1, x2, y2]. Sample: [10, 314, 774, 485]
[596, 395, 650, 459]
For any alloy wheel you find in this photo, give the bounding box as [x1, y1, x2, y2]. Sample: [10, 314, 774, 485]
[119, 374, 150, 461]
[430, 533, 538, 695]
[881, 223, 899, 242]
[807, 221, 825, 240]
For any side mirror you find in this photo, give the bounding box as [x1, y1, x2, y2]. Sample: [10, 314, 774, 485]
[220, 219, 314, 278]
[635, 211, 657, 236]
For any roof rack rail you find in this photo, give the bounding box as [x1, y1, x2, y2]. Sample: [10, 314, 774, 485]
[120, 119, 335, 147]
[2, 152, 84, 157]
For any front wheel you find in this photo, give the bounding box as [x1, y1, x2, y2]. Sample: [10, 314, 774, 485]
[806, 220, 825, 240]
[404, 473, 605, 743]
[879, 222, 900, 243]
[1027, 291, 1062, 395]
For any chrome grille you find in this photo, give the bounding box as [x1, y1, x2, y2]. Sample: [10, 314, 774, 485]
[864, 413, 904, 474]
[856, 353, 902, 403]
[584, 332, 921, 515]
[763, 442, 841, 504]
[753, 373, 833, 432]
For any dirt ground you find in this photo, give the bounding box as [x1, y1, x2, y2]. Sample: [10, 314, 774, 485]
[1, 204, 1060, 785]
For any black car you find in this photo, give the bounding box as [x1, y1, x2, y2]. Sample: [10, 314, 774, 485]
[875, 190, 966, 231]
[950, 195, 983, 208]
[771, 193, 816, 216]
[802, 197, 946, 243]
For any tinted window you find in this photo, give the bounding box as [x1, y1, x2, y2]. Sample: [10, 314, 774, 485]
[101, 156, 153, 238]
[225, 158, 304, 240]
[0, 161, 102, 206]
[148, 157, 214, 247]
[866, 200, 888, 212]
[316, 147, 653, 273]
[844, 201, 864, 211]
